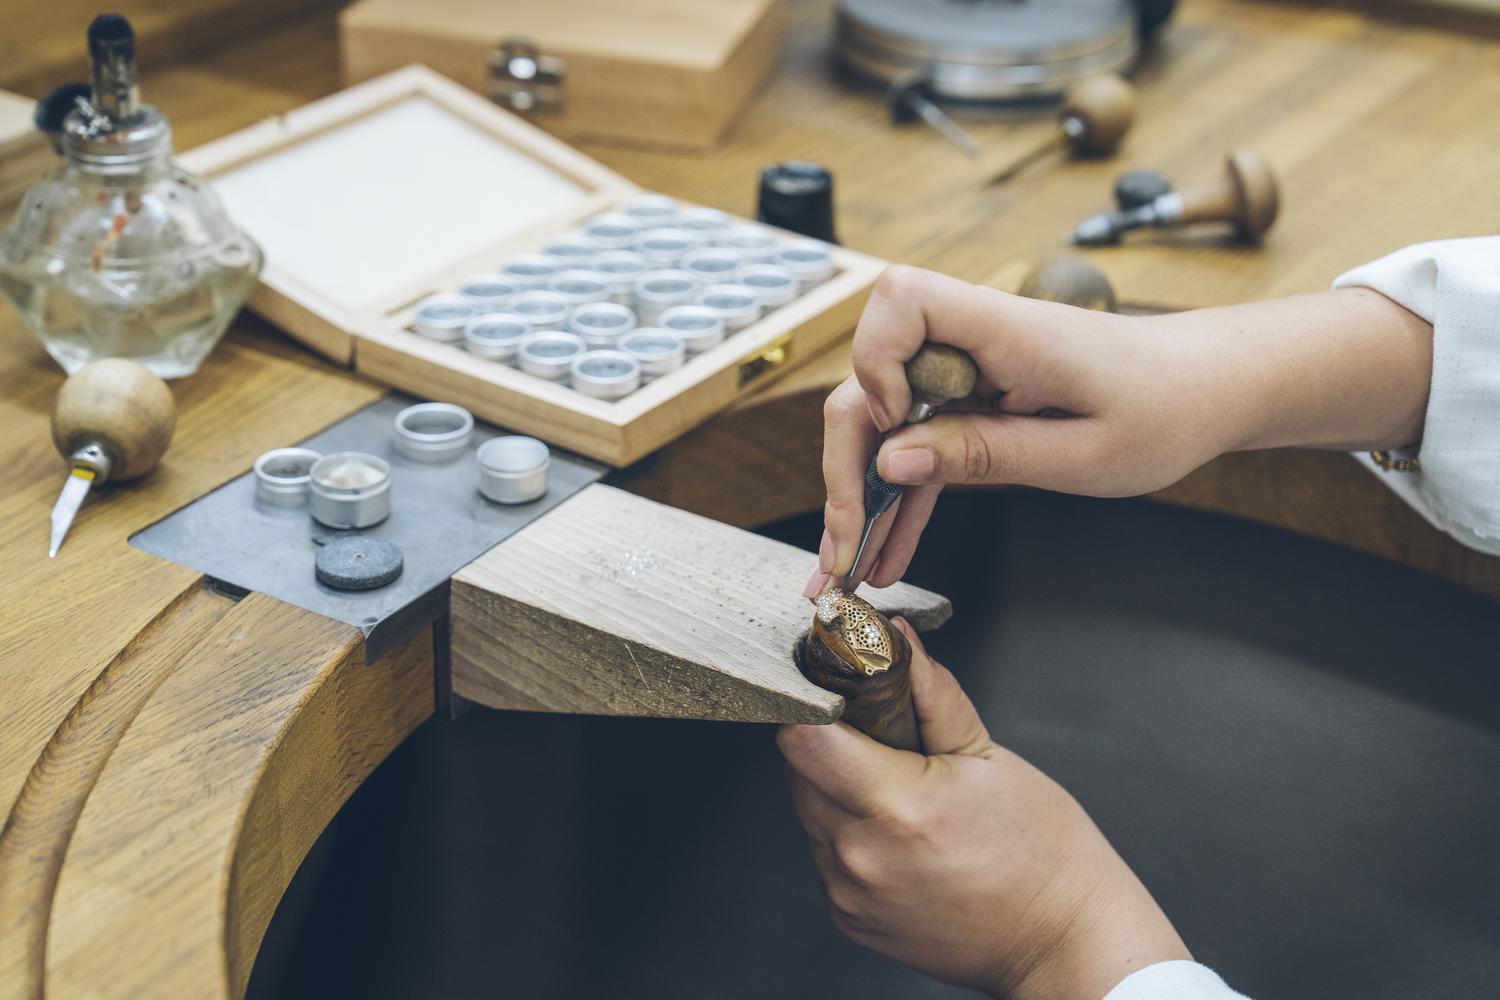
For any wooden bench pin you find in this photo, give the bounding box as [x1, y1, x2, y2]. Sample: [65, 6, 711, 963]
[1070, 148, 1280, 246]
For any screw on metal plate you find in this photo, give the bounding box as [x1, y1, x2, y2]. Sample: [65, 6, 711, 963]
[487, 40, 565, 114]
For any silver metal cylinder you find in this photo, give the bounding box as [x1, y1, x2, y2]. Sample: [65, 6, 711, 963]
[568, 301, 638, 348]
[680, 247, 745, 285]
[581, 212, 643, 250]
[660, 305, 727, 354]
[457, 273, 520, 311]
[549, 269, 613, 307]
[570, 350, 642, 401]
[518, 331, 587, 382]
[309, 452, 392, 529]
[499, 254, 561, 290]
[393, 402, 474, 463]
[254, 447, 321, 507]
[722, 225, 780, 264]
[540, 235, 597, 268]
[676, 207, 732, 245]
[772, 239, 837, 290]
[621, 193, 679, 226]
[591, 250, 650, 305]
[620, 329, 687, 381]
[412, 294, 480, 343]
[696, 283, 763, 331]
[464, 312, 532, 363]
[634, 269, 700, 326]
[737, 263, 801, 309]
[477, 436, 550, 505]
[635, 228, 699, 266]
[509, 290, 572, 331]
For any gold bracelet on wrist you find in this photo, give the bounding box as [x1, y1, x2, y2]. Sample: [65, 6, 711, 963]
[1370, 449, 1421, 473]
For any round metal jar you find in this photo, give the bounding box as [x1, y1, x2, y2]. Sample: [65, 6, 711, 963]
[477, 436, 551, 505]
[549, 269, 614, 307]
[463, 312, 532, 363]
[499, 253, 561, 290]
[676, 207, 732, 244]
[660, 305, 727, 354]
[570, 350, 642, 401]
[591, 250, 651, 304]
[254, 447, 321, 507]
[737, 263, 801, 309]
[540, 235, 597, 268]
[581, 212, 643, 250]
[621, 193, 679, 226]
[772, 239, 838, 290]
[568, 301, 638, 348]
[680, 247, 745, 285]
[412, 294, 479, 343]
[393, 402, 474, 463]
[696, 283, 763, 331]
[635, 228, 699, 266]
[518, 331, 587, 382]
[509, 290, 572, 331]
[309, 452, 392, 529]
[457, 273, 520, 311]
[633, 269, 701, 325]
[721, 225, 780, 264]
[620, 329, 687, 381]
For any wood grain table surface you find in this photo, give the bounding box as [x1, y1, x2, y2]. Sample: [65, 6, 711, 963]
[3, 2, 1499, 997]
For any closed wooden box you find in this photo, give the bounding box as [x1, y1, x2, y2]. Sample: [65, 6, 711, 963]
[177, 66, 882, 467]
[339, 0, 782, 150]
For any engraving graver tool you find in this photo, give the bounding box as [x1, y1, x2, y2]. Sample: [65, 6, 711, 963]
[845, 343, 978, 587]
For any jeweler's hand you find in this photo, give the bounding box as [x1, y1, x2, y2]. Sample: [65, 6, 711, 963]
[778, 620, 1191, 999]
[804, 265, 1432, 593]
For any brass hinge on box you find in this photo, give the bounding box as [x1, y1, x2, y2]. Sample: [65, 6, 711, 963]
[738, 334, 795, 388]
[487, 40, 565, 114]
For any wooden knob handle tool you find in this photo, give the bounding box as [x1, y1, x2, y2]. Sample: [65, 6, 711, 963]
[1018, 257, 1118, 312]
[992, 73, 1137, 184]
[1071, 148, 1280, 246]
[844, 344, 978, 587]
[48, 358, 176, 557]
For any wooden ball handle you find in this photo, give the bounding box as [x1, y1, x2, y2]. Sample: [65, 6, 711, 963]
[905, 343, 978, 417]
[1018, 257, 1118, 312]
[1176, 148, 1280, 240]
[1059, 73, 1136, 156]
[52, 359, 177, 481]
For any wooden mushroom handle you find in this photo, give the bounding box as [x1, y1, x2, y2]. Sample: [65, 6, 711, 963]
[797, 614, 921, 753]
[1018, 257, 1118, 312]
[51, 359, 177, 481]
[1060, 73, 1136, 155]
[905, 343, 978, 411]
[1175, 148, 1280, 240]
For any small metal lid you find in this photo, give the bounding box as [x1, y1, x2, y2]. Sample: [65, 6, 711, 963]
[772, 240, 838, 287]
[676, 207, 732, 243]
[737, 264, 801, 308]
[549, 269, 614, 307]
[635, 228, 700, 264]
[721, 225, 781, 262]
[581, 213, 643, 250]
[568, 302, 638, 348]
[477, 436, 551, 505]
[621, 194, 679, 225]
[696, 283, 763, 329]
[518, 331, 587, 381]
[309, 452, 392, 529]
[413, 294, 480, 342]
[499, 254, 561, 289]
[540, 235, 598, 267]
[681, 247, 745, 283]
[634, 269, 700, 305]
[464, 312, 532, 360]
[570, 350, 642, 400]
[393, 402, 474, 462]
[253, 447, 321, 507]
[660, 305, 727, 354]
[458, 273, 520, 310]
[620, 329, 687, 378]
[509, 290, 572, 329]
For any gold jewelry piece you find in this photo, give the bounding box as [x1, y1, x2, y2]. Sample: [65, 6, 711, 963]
[1370, 450, 1421, 473]
[814, 589, 893, 675]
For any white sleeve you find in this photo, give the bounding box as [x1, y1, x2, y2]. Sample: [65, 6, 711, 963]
[1333, 236, 1500, 555]
[1103, 960, 1250, 999]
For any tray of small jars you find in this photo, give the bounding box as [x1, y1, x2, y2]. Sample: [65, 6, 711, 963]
[177, 66, 884, 467]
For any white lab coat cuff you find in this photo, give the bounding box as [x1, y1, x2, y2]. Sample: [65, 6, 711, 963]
[1334, 236, 1500, 556]
[1103, 960, 1249, 1000]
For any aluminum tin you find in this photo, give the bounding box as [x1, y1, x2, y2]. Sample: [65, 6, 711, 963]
[633, 269, 701, 326]
[477, 436, 550, 505]
[509, 289, 572, 330]
[680, 247, 745, 284]
[393, 402, 474, 463]
[620, 329, 687, 381]
[621, 193, 680, 226]
[834, 0, 1137, 101]
[463, 312, 533, 363]
[635, 227, 700, 266]
[309, 452, 392, 529]
[675, 207, 732, 244]
[581, 212, 643, 250]
[457, 273, 520, 311]
[696, 283, 763, 331]
[721, 225, 781, 264]
[568, 301, 638, 348]
[499, 253, 561, 290]
[591, 250, 651, 304]
[570, 350, 642, 401]
[518, 331, 587, 382]
[549, 269, 614, 307]
[772, 239, 838, 290]
[540, 235, 597, 268]
[412, 294, 480, 342]
[660, 305, 727, 354]
[737, 263, 801, 308]
[254, 447, 321, 507]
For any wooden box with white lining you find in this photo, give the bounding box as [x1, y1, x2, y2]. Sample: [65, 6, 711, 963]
[177, 65, 885, 467]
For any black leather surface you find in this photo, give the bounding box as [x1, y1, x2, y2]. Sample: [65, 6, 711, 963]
[249, 491, 1500, 999]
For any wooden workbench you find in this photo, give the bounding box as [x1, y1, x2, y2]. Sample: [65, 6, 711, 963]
[4, 2, 1500, 997]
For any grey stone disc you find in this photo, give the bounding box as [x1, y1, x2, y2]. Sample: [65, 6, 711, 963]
[315, 536, 404, 591]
